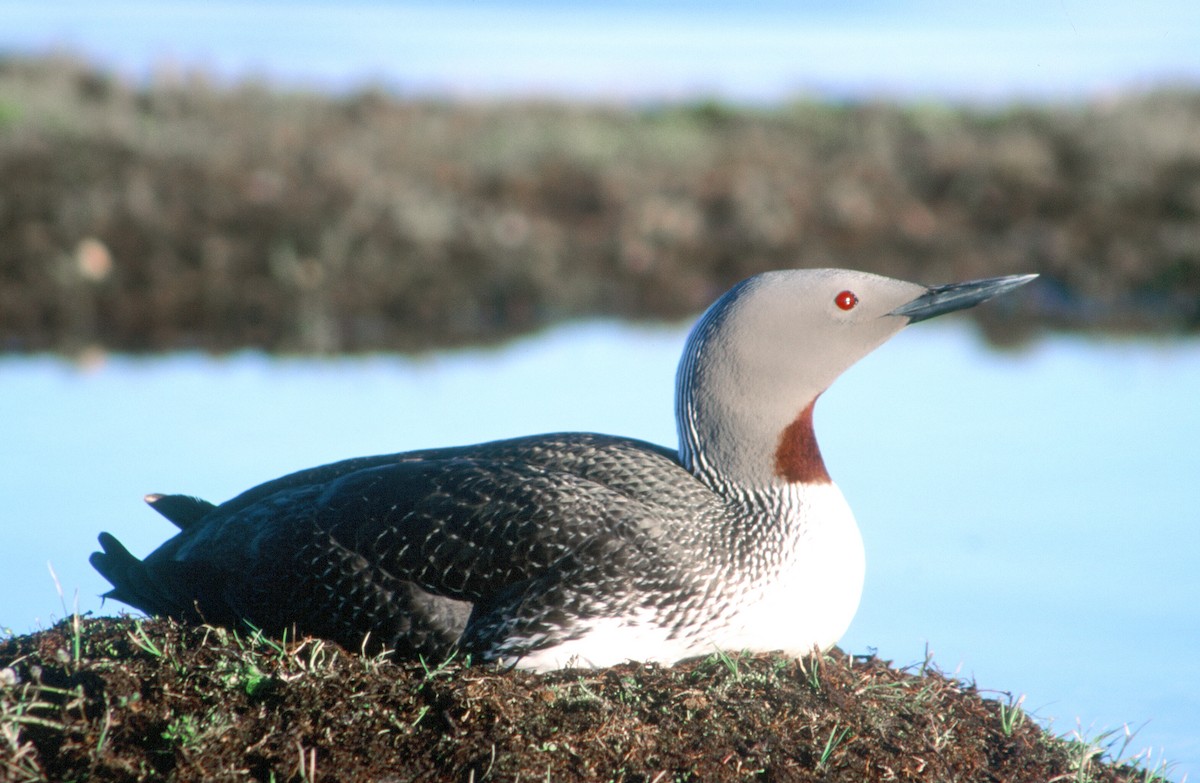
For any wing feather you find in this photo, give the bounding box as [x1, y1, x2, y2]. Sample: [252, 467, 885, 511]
[93, 433, 716, 660]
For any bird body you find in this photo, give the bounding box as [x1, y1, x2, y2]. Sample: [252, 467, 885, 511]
[92, 268, 1035, 671]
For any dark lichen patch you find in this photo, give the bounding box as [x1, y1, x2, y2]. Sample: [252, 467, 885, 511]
[0, 617, 1175, 781]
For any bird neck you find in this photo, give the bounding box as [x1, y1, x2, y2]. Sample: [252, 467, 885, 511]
[675, 314, 831, 496]
[678, 382, 830, 497]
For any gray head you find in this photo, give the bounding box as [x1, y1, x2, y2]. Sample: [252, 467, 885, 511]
[676, 268, 1036, 491]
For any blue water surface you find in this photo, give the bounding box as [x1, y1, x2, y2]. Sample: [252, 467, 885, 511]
[1, 322, 1197, 777]
[4, 0, 1199, 100]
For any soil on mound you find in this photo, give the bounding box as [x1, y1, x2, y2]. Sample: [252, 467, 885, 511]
[0, 616, 1164, 782]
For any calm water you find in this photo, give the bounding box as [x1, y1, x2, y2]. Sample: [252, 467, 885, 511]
[5, 1, 1200, 101]
[3, 323, 1198, 777]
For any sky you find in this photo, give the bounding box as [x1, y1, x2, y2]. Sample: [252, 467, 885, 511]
[3, 0, 1199, 101]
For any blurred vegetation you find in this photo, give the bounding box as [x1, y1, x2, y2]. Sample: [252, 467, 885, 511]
[1, 54, 1198, 354]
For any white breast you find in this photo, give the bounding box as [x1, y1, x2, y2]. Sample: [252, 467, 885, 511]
[707, 482, 864, 655]
[513, 482, 865, 672]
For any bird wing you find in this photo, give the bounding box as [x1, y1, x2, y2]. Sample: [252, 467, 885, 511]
[99, 434, 713, 659]
[294, 447, 708, 659]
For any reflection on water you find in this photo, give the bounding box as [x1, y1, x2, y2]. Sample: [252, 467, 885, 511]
[2, 323, 1197, 777]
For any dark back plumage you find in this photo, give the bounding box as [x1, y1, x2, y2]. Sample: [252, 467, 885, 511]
[91, 433, 728, 662]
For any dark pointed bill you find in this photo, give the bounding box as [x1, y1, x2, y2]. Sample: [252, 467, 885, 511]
[889, 273, 1038, 324]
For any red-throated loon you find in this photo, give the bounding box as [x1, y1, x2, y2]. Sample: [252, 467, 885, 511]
[91, 268, 1036, 671]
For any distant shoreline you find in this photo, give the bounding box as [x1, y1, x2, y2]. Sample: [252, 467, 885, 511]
[2, 54, 1198, 355]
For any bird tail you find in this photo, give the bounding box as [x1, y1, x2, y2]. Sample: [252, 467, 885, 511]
[90, 532, 214, 623]
[143, 493, 216, 530]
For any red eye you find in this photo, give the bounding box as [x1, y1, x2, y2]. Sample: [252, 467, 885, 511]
[835, 290, 858, 311]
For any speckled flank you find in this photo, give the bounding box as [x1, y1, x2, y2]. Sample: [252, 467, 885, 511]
[773, 400, 831, 484]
